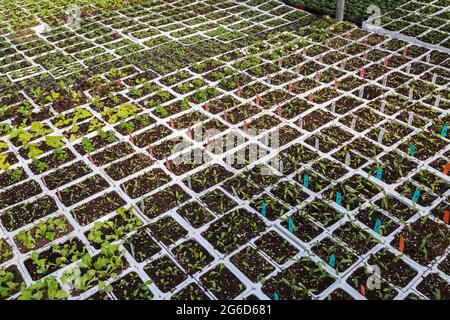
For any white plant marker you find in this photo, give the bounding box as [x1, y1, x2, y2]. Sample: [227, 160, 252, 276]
[382, 75, 387, 86]
[377, 129, 385, 144]
[432, 73, 437, 84]
[187, 177, 192, 189]
[380, 101, 386, 113]
[408, 88, 414, 100]
[315, 137, 320, 150]
[279, 160, 284, 173]
[140, 197, 145, 213]
[406, 64, 411, 73]
[408, 111, 414, 126]
[298, 117, 303, 130]
[351, 116, 357, 130]
[331, 101, 336, 113]
[359, 87, 364, 98]
[435, 96, 441, 108]
[345, 153, 351, 166]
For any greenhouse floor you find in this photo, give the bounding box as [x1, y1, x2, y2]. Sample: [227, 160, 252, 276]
[0, 0, 449, 300]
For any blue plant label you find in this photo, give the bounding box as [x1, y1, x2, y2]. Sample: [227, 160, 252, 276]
[262, 202, 267, 217]
[329, 255, 336, 268]
[336, 191, 342, 205]
[374, 219, 382, 234]
[273, 292, 280, 300]
[288, 217, 294, 233]
[412, 188, 420, 204]
[376, 167, 382, 180]
[303, 174, 309, 189]
[441, 124, 448, 138]
[409, 144, 415, 157]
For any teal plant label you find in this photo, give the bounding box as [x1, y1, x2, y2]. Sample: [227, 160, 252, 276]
[376, 167, 382, 180]
[329, 255, 336, 268]
[288, 217, 294, 233]
[303, 174, 309, 189]
[336, 191, 342, 205]
[412, 188, 420, 204]
[262, 202, 267, 217]
[374, 219, 382, 234]
[409, 144, 415, 157]
[273, 292, 280, 300]
[441, 124, 448, 138]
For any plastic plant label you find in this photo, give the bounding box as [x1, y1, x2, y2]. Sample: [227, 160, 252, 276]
[335, 191, 342, 206]
[374, 219, 382, 234]
[376, 167, 383, 180]
[412, 188, 420, 204]
[273, 292, 280, 300]
[288, 217, 294, 233]
[329, 255, 336, 268]
[303, 174, 309, 189]
[262, 202, 267, 217]
[443, 163, 450, 175]
[440, 124, 448, 138]
[399, 236, 405, 253]
[359, 284, 366, 297]
[409, 144, 415, 157]
[444, 210, 449, 224]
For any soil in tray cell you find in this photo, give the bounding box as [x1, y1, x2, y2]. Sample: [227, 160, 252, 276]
[416, 273, 450, 300]
[280, 212, 324, 244]
[367, 249, 418, 288]
[230, 246, 275, 283]
[311, 237, 358, 273]
[250, 193, 289, 221]
[177, 201, 215, 228]
[59, 174, 110, 207]
[105, 153, 153, 181]
[0, 195, 58, 232]
[200, 188, 238, 216]
[364, 152, 417, 185]
[356, 207, 398, 237]
[133, 124, 173, 148]
[148, 215, 188, 246]
[43, 161, 91, 190]
[390, 218, 449, 267]
[172, 239, 214, 275]
[200, 263, 246, 300]
[395, 181, 437, 208]
[325, 288, 355, 300]
[438, 255, 450, 276]
[270, 180, 310, 208]
[346, 266, 399, 300]
[15, 215, 73, 254]
[262, 257, 336, 299]
[202, 208, 266, 254]
[123, 228, 161, 263]
[85, 208, 142, 249]
[333, 222, 379, 256]
[0, 265, 25, 300]
[312, 158, 348, 181]
[222, 175, 264, 201]
[0, 167, 28, 189]
[374, 196, 417, 222]
[171, 283, 210, 300]
[74, 130, 117, 155]
[24, 237, 86, 281]
[0, 180, 42, 210]
[91, 141, 135, 166]
[71, 191, 126, 226]
[111, 272, 153, 300]
[142, 184, 191, 219]
[144, 255, 187, 293]
[121, 168, 171, 199]
[255, 230, 299, 265]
